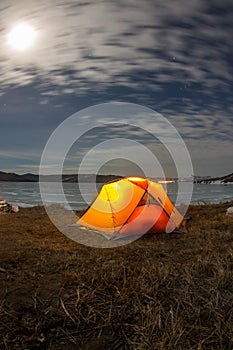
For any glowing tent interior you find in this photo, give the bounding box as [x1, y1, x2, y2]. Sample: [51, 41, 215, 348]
[77, 177, 184, 239]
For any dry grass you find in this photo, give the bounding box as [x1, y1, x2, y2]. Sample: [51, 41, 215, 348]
[0, 201, 233, 349]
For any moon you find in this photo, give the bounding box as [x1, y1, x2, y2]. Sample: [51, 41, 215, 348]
[8, 23, 37, 51]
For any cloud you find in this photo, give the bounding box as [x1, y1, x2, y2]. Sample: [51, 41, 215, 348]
[0, 0, 232, 95]
[0, 0, 232, 175]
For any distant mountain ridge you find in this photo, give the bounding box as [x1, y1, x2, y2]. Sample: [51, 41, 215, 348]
[0, 171, 232, 183]
[194, 172, 233, 184]
[0, 171, 121, 183]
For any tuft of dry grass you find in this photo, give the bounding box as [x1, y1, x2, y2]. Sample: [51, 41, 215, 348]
[0, 201, 233, 349]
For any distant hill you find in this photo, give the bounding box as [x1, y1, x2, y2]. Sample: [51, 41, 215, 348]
[194, 172, 233, 184]
[1, 170, 232, 184]
[0, 171, 122, 183]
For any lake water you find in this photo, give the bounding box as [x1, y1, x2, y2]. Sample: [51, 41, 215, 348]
[0, 181, 232, 209]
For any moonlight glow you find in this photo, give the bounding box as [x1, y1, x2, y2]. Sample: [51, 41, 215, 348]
[8, 23, 37, 51]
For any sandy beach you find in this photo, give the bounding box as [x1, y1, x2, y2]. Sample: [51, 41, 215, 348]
[1, 201, 233, 349]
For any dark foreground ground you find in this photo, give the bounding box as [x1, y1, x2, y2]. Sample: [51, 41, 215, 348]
[0, 201, 233, 350]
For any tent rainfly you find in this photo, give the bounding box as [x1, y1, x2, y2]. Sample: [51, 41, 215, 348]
[77, 177, 184, 239]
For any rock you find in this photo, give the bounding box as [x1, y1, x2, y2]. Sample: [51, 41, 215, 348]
[226, 207, 233, 216]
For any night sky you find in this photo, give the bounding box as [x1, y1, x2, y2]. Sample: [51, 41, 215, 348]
[0, 0, 232, 177]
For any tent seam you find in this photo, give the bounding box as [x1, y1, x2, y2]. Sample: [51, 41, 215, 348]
[117, 187, 148, 234]
[104, 185, 117, 233]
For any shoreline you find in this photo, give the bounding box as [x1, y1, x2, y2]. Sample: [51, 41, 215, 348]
[1, 181, 233, 211]
[7, 197, 233, 210]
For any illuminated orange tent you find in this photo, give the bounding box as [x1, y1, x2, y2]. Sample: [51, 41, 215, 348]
[77, 177, 183, 239]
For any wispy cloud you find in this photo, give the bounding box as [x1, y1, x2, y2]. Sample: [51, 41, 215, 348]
[0, 0, 232, 176]
[0, 0, 232, 95]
